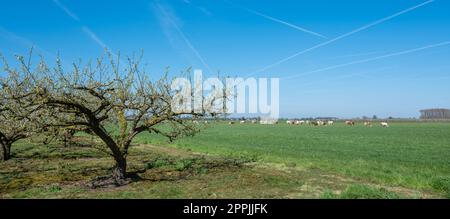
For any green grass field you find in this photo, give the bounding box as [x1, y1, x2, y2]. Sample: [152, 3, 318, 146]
[135, 122, 450, 195]
[1, 121, 449, 198]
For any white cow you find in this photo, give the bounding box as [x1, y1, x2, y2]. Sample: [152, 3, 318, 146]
[240, 120, 246, 124]
[286, 120, 293, 125]
[327, 121, 334, 126]
[295, 120, 305, 125]
[381, 122, 389, 128]
[260, 118, 278, 125]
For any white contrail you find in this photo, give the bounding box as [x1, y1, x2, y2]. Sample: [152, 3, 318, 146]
[81, 26, 109, 49]
[155, 2, 214, 74]
[53, 0, 80, 22]
[245, 8, 327, 39]
[81, 27, 119, 59]
[53, 0, 112, 51]
[282, 41, 450, 80]
[182, 0, 213, 16]
[250, 0, 435, 75]
[225, 0, 327, 39]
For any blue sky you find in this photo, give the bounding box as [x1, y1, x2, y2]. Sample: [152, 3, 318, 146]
[1, 0, 449, 118]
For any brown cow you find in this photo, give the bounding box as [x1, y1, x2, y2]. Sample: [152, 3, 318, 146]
[345, 120, 355, 126]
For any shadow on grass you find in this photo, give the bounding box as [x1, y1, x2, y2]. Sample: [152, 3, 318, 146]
[2, 142, 255, 193]
[85, 155, 252, 189]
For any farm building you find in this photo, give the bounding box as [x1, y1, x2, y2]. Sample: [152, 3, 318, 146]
[420, 108, 450, 119]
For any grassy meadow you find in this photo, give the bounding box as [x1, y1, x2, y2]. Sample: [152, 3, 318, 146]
[1, 121, 449, 198]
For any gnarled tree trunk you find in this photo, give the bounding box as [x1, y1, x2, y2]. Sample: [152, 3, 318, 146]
[89, 124, 130, 183]
[112, 156, 127, 184]
[0, 141, 12, 161]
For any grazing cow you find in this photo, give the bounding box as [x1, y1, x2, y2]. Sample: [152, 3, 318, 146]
[381, 122, 389, 128]
[228, 121, 235, 125]
[295, 120, 305, 125]
[240, 120, 246, 124]
[327, 121, 334, 126]
[345, 120, 355, 126]
[286, 120, 293, 125]
[364, 121, 372, 127]
[260, 118, 278, 125]
[311, 121, 319, 126]
[317, 120, 325, 126]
